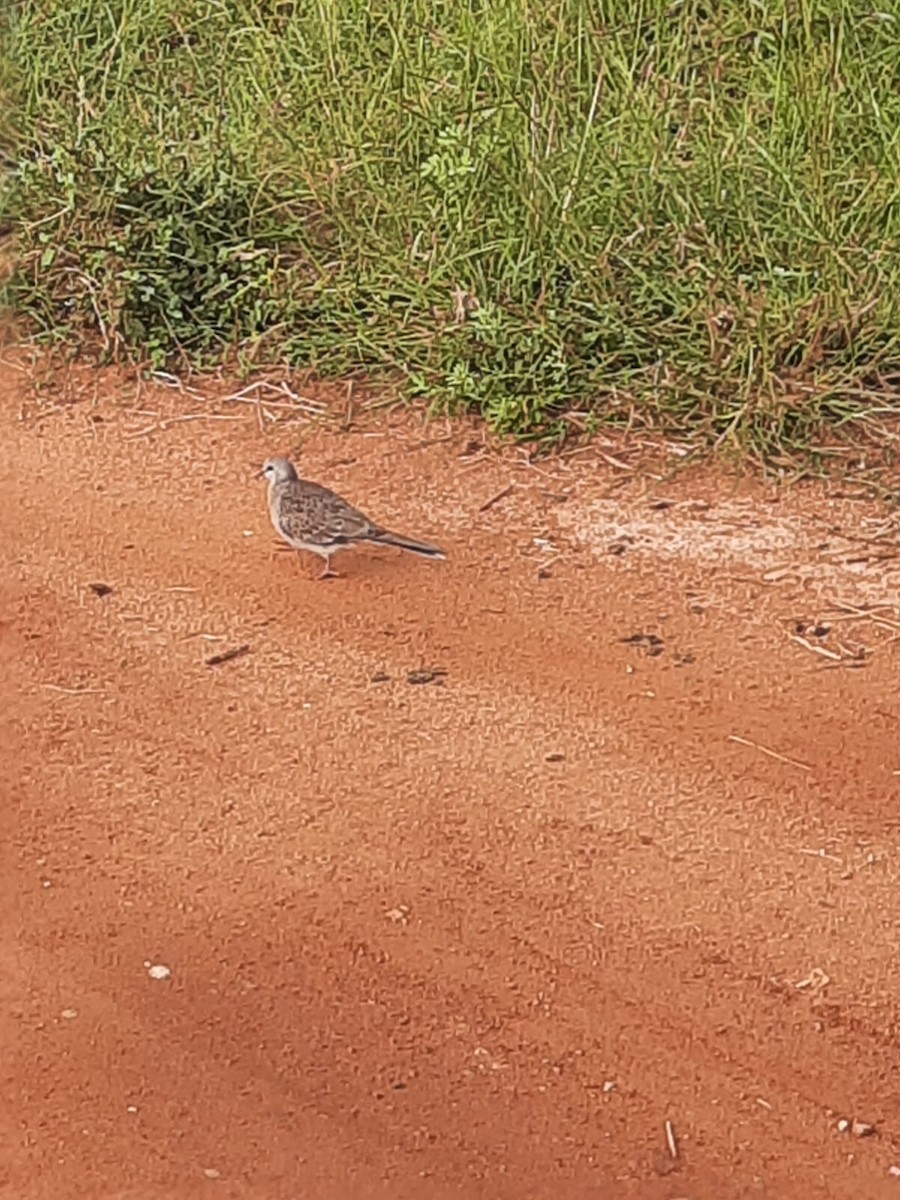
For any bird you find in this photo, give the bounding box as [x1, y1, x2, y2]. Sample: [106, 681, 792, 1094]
[259, 455, 447, 579]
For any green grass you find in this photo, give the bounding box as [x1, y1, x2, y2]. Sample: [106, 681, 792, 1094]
[3, 0, 900, 458]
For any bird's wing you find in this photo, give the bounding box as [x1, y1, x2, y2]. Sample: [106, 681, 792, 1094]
[276, 480, 377, 547]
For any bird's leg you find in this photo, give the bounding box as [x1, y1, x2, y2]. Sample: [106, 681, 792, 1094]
[317, 553, 340, 580]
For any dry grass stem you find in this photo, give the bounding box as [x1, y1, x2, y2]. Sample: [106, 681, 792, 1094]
[727, 735, 812, 773]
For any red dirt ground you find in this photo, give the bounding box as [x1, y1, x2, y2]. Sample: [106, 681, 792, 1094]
[3, 358, 900, 1200]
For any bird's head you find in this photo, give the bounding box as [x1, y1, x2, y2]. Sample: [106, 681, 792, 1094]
[258, 456, 298, 484]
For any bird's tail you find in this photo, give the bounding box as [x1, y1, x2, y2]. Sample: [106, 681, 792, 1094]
[368, 528, 447, 560]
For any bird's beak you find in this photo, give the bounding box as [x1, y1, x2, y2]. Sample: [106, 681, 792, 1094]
[254, 467, 266, 479]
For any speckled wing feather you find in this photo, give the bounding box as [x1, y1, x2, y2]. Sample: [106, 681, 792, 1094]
[273, 479, 379, 548]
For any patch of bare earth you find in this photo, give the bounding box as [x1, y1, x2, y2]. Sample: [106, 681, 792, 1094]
[2, 359, 900, 1199]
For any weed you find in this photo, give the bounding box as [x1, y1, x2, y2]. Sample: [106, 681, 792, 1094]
[2, 0, 900, 460]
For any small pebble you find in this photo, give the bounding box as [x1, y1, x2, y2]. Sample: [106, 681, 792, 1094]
[60, 1009, 78, 1020]
[888, 1164, 900, 1177]
[126, 1105, 138, 1114]
[852, 1120, 875, 1138]
[147, 964, 171, 981]
[203, 1168, 221, 1179]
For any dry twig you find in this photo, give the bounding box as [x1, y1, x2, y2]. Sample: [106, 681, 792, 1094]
[727, 734, 811, 772]
[478, 483, 514, 513]
[205, 644, 251, 668]
[665, 1120, 678, 1160]
[41, 683, 103, 696]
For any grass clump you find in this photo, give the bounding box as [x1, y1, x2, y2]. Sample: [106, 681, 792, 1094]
[3, 0, 900, 457]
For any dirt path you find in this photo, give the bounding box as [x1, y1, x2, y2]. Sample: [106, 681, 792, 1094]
[3, 363, 900, 1199]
